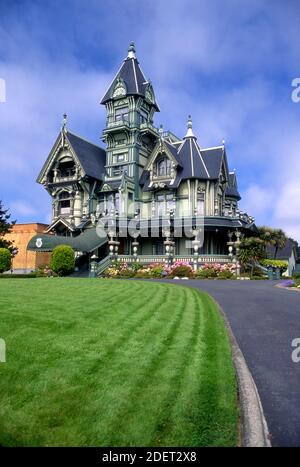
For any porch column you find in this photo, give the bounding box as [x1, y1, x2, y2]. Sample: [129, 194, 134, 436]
[131, 233, 140, 261]
[108, 232, 115, 259]
[227, 231, 234, 260]
[114, 238, 120, 260]
[163, 229, 173, 265]
[192, 229, 201, 271]
[235, 230, 241, 277]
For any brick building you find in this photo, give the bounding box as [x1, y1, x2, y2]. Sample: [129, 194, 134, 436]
[5, 223, 50, 273]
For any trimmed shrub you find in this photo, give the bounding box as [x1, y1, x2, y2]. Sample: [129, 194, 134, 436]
[218, 270, 234, 280]
[261, 259, 288, 270]
[149, 264, 165, 277]
[50, 245, 75, 276]
[0, 248, 11, 273]
[118, 268, 136, 278]
[293, 272, 300, 280]
[196, 268, 218, 279]
[169, 265, 194, 278]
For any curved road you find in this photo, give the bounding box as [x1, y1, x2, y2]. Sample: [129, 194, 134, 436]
[161, 279, 300, 447]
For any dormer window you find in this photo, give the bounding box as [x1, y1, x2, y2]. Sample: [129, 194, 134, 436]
[156, 157, 172, 177]
[115, 106, 129, 122]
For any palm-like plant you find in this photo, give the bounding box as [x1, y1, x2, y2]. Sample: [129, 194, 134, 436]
[238, 237, 266, 276]
[271, 229, 287, 259]
[257, 226, 287, 258]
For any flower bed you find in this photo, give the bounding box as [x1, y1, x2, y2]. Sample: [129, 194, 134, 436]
[279, 279, 300, 289]
[103, 261, 236, 279]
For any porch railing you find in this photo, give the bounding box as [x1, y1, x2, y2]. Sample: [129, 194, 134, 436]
[117, 254, 230, 264]
[96, 255, 112, 276]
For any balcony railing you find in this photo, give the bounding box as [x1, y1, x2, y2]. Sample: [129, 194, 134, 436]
[139, 122, 158, 134]
[104, 119, 132, 131]
[52, 175, 78, 183]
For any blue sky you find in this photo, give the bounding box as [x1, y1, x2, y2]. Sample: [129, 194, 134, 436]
[1, 0, 300, 239]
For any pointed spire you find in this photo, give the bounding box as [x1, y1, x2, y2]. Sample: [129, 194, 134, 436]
[62, 113, 67, 133]
[127, 42, 136, 59]
[159, 124, 164, 148]
[159, 124, 164, 137]
[184, 115, 196, 138]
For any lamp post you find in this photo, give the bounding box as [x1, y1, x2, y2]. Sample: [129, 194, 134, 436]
[89, 253, 98, 278]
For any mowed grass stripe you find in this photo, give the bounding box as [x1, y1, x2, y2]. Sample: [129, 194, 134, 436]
[0, 279, 238, 447]
[149, 288, 237, 447]
[89, 285, 189, 445]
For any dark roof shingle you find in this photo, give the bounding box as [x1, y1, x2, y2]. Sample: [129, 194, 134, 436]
[67, 132, 106, 181]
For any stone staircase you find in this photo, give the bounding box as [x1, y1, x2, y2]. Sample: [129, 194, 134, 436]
[96, 255, 112, 276]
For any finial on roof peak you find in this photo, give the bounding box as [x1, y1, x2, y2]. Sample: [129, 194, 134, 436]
[222, 139, 226, 145]
[127, 42, 136, 59]
[184, 115, 195, 138]
[159, 124, 164, 146]
[62, 113, 67, 133]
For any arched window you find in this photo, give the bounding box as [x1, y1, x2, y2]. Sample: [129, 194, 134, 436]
[58, 160, 76, 178]
[157, 157, 172, 177]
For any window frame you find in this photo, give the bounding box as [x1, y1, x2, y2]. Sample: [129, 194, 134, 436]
[115, 106, 129, 122]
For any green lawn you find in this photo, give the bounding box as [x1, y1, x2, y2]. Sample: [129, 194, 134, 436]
[0, 278, 238, 446]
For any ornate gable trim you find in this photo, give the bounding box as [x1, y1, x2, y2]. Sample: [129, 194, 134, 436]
[45, 217, 75, 233]
[37, 132, 85, 184]
[144, 140, 179, 172]
[112, 77, 127, 99]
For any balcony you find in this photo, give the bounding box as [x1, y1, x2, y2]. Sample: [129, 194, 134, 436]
[139, 122, 159, 136]
[104, 119, 133, 133]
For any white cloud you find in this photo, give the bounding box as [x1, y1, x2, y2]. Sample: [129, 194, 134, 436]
[240, 185, 274, 218]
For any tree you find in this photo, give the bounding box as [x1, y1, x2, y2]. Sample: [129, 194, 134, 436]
[50, 245, 75, 276]
[0, 201, 17, 253]
[271, 229, 288, 259]
[257, 226, 288, 258]
[238, 237, 266, 276]
[0, 248, 11, 273]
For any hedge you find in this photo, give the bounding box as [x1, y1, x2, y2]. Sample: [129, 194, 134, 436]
[50, 245, 75, 276]
[261, 259, 288, 270]
[0, 248, 11, 273]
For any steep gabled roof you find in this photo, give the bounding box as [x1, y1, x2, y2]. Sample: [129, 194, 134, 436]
[176, 137, 210, 180]
[37, 130, 106, 184]
[200, 147, 224, 179]
[139, 118, 239, 191]
[100, 44, 159, 110]
[266, 239, 298, 260]
[66, 132, 106, 181]
[164, 140, 182, 165]
[225, 171, 241, 200]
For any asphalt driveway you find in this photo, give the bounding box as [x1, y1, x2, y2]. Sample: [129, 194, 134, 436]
[161, 279, 300, 447]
